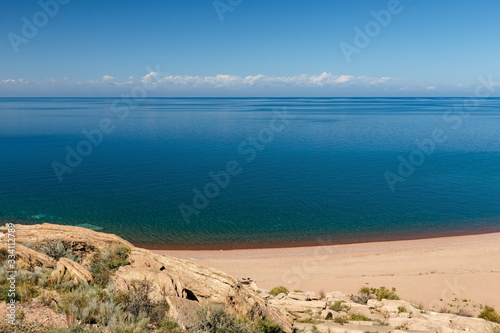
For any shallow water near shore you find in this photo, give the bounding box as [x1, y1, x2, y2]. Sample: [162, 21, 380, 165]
[1, 97, 500, 249]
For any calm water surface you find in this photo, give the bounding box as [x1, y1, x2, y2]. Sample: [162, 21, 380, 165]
[0, 98, 499, 248]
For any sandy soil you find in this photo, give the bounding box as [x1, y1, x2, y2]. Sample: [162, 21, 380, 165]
[152, 232, 500, 312]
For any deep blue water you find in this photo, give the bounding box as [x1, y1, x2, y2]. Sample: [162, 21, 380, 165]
[1, 98, 499, 248]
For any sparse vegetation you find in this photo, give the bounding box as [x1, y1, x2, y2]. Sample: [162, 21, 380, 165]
[25, 239, 81, 263]
[333, 315, 349, 325]
[350, 313, 371, 321]
[88, 243, 131, 286]
[479, 305, 500, 324]
[352, 286, 399, 304]
[398, 306, 408, 313]
[196, 305, 281, 333]
[118, 279, 170, 326]
[395, 322, 410, 330]
[373, 286, 399, 301]
[329, 300, 348, 312]
[269, 286, 289, 296]
[58, 281, 176, 332]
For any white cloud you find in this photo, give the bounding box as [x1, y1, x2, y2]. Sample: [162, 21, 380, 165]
[1, 73, 497, 97]
[135, 72, 402, 89]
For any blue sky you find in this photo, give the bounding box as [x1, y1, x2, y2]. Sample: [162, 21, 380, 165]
[1, 0, 499, 96]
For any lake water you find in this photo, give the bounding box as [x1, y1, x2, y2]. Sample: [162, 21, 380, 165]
[1, 97, 499, 249]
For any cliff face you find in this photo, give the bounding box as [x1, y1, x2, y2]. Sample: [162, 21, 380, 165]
[5, 223, 294, 332]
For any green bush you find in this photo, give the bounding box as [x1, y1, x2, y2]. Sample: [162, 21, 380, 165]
[0, 263, 52, 303]
[158, 318, 183, 333]
[196, 305, 254, 333]
[479, 305, 500, 324]
[118, 279, 170, 326]
[196, 305, 282, 333]
[329, 300, 348, 312]
[59, 284, 148, 332]
[88, 243, 131, 286]
[353, 286, 399, 303]
[58, 281, 178, 332]
[254, 318, 282, 333]
[269, 286, 289, 296]
[372, 286, 399, 301]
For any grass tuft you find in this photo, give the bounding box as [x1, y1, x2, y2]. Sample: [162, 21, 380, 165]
[269, 286, 289, 296]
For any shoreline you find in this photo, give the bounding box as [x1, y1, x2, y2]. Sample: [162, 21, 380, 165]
[152, 231, 500, 312]
[133, 225, 500, 251]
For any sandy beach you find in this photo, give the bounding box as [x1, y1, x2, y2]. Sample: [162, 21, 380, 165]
[153, 232, 500, 312]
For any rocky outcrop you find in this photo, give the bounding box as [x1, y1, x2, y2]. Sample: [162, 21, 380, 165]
[12, 223, 294, 332]
[14, 223, 133, 249]
[49, 257, 93, 286]
[1, 243, 57, 268]
[247, 286, 500, 333]
[112, 246, 294, 331]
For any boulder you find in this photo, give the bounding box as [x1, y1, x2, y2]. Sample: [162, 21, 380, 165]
[1, 243, 56, 268]
[367, 299, 382, 308]
[348, 303, 373, 318]
[306, 291, 320, 300]
[287, 293, 310, 301]
[320, 309, 341, 320]
[380, 305, 400, 318]
[268, 299, 327, 312]
[381, 299, 419, 314]
[166, 296, 202, 330]
[49, 258, 93, 285]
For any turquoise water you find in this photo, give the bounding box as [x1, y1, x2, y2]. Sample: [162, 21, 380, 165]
[1, 98, 499, 248]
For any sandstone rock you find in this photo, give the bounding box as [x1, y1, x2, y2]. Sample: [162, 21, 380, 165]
[15, 223, 133, 249]
[288, 293, 310, 301]
[49, 257, 93, 285]
[348, 303, 373, 319]
[276, 292, 286, 299]
[295, 312, 311, 321]
[14, 223, 294, 333]
[380, 299, 419, 314]
[166, 296, 202, 330]
[1, 243, 56, 268]
[398, 312, 410, 318]
[268, 299, 327, 312]
[260, 292, 271, 299]
[367, 299, 382, 308]
[380, 305, 399, 317]
[306, 291, 320, 300]
[320, 309, 341, 320]
[249, 281, 260, 292]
